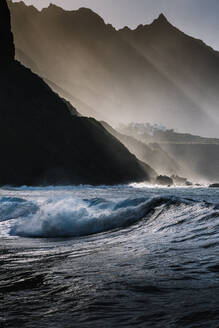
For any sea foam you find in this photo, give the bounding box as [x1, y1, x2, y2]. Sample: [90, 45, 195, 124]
[9, 195, 178, 238]
[4, 194, 216, 239]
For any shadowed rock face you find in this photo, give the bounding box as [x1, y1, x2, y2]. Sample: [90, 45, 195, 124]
[0, 0, 15, 62]
[0, 0, 152, 186]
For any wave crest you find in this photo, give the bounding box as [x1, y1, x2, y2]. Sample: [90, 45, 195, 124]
[9, 196, 179, 238]
[4, 195, 217, 239]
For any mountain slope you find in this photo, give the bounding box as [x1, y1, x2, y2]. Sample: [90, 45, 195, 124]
[0, 0, 152, 186]
[8, 1, 219, 137]
[101, 122, 180, 177]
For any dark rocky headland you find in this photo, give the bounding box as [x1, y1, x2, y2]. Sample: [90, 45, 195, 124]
[0, 0, 153, 186]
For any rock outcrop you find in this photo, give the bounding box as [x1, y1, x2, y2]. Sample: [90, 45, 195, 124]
[209, 183, 219, 188]
[156, 175, 173, 186]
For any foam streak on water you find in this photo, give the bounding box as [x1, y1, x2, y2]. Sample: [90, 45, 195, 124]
[0, 185, 219, 327]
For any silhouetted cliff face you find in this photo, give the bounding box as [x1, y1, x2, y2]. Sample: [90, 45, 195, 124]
[0, 0, 152, 186]
[8, 1, 219, 137]
[0, 0, 15, 62]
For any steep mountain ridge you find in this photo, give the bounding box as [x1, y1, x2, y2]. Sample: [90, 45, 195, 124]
[8, 1, 219, 136]
[0, 0, 152, 186]
[119, 13, 219, 131]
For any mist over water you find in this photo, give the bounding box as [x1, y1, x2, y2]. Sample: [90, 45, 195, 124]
[1, 185, 219, 327]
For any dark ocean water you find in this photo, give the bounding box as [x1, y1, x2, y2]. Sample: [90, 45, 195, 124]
[1, 185, 219, 328]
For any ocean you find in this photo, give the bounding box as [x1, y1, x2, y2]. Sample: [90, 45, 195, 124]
[1, 185, 219, 327]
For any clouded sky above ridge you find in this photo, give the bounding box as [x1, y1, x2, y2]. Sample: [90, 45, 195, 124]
[12, 0, 219, 50]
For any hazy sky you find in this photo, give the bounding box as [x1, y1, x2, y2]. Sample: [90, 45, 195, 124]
[13, 0, 219, 50]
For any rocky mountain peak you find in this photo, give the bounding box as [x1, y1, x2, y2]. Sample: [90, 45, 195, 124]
[151, 13, 171, 27]
[157, 13, 168, 23]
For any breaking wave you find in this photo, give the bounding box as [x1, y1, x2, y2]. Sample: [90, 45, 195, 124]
[9, 196, 162, 238]
[0, 194, 214, 238]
